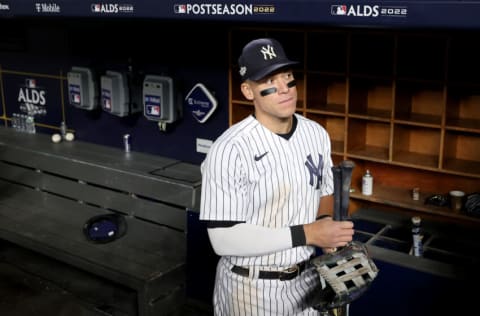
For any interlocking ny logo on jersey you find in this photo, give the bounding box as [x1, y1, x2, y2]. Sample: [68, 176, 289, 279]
[305, 154, 324, 189]
[260, 45, 277, 60]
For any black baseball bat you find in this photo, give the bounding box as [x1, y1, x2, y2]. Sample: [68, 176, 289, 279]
[339, 160, 355, 221]
[336, 160, 355, 316]
[331, 165, 342, 221]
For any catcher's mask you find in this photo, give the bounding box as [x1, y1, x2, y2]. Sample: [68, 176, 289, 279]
[83, 214, 127, 243]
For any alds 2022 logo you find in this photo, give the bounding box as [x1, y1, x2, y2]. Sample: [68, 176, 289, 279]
[331, 5, 407, 18]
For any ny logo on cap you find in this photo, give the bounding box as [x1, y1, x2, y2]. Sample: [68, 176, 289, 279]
[260, 45, 277, 60]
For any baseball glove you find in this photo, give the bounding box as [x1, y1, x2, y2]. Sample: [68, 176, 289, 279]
[308, 241, 379, 312]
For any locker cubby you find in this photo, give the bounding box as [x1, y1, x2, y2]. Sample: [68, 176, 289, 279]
[347, 118, 390, 161]
[350, 32, 394, 76]
[396, 34, 447, 81]
[306, 73, 346, 114]
[349, 77, 393, 119]
[230, 102, 253, 125]
[306, 31, 347, 73]
[392, 124, 441, 168]
[294, 73, 305, 109]
[443, 131, 480, 175]
[446, 84, 480, 131]
[230, 80, 245, 101]
[448, 34, 480, 84]
[306, 112, 345, 155]
[394, 81, 444, 126]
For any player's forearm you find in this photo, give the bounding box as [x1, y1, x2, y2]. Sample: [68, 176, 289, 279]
[207, 223, 306, 256]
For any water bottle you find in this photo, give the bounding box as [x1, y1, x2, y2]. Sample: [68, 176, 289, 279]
[411, 216, 423, 257]
[362, 169, 373, 196]
[26, 115, 36, 134]
[19, 114, 27, 132]
[123, 134, 131, 153]
[12, 113, 18, 130]
[60, 121, 67, 138]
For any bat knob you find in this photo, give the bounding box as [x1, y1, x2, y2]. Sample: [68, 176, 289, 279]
[340, 160, 355, 169]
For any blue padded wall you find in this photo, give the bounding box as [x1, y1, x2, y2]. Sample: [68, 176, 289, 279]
[0, 18, 230, 165]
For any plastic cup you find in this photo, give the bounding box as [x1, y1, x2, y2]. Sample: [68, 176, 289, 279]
[449, 190, 465, 213]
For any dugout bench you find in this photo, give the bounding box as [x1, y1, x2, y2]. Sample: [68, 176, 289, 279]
[0, 126, 201, 316]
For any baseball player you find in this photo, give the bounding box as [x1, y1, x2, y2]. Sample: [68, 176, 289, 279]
[200, 38, 355, 315]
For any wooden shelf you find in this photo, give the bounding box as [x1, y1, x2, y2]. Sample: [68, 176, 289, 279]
[347, 145, 389, 162]
[394, 81, 444, 126]
[306, 73, 346, 113]
[305, 113, 345, 155]
[348, 119, 390, 161]
[349, 77, 393, 119]
[445, 118, 480, 132]
[305, 105, 345, 116]
[394, 114, 442, 127]
[351, 185, 480, 224]
[443, 158, 480, 176]
[349, 112, 390, 122]
[443, 130, 480, 175]
[392, 151, 440, 169]
[392, 125, 441, 168]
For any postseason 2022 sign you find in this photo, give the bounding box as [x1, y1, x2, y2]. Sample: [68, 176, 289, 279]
[1, 1, 480, 29]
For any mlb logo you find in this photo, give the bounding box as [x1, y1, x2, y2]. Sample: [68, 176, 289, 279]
[73, 93, 81, 104]
[331, 5, 347, 15]
[174, 4, 186, 14]
[93, 4, 101, 12]
[25, 79, 36, 88]
[148, 105, 160, 116]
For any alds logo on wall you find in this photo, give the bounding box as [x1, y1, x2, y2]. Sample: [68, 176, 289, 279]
[331, 4, 407, 18]
[18, 79, 47, 116]
[91, 3, 134, 14]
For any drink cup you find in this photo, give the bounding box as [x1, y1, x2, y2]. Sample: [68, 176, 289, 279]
[449, 190, 465, 213]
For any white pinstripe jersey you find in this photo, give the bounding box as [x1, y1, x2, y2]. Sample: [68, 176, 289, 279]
[200, 113, 334, 268]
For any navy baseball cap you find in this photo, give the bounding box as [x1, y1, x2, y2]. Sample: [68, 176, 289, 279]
[238, 38, 299, 81]
[83, 213, 127, 243]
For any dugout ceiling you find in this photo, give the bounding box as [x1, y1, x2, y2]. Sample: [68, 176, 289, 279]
[1, 1, 480, 29]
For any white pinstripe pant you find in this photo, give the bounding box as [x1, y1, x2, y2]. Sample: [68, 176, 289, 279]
[213, 257, 322, 316]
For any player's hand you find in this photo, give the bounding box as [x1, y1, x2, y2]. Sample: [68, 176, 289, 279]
[321, 247, 337, 254]
[303, 217, 354, 249]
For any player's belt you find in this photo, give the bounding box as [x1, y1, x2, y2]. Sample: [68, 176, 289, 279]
[231, 260, 309, 281]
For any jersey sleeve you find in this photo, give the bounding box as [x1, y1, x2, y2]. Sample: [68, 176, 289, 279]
[206, 223, 294, 256]
[200, 140, 247, 222]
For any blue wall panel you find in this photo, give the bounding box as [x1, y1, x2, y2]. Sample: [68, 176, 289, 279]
[0, 19, 230, 165]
